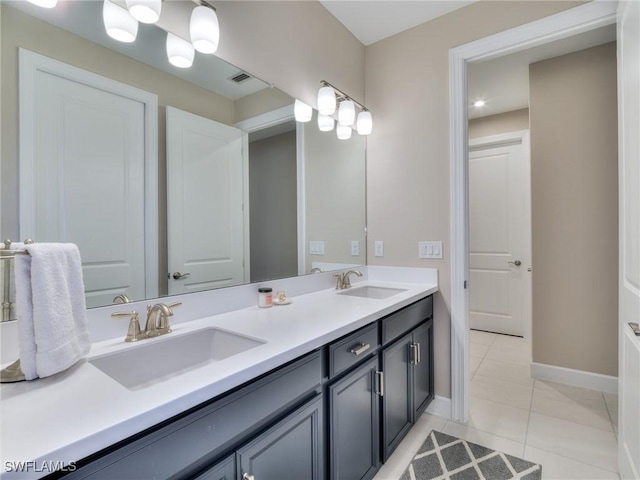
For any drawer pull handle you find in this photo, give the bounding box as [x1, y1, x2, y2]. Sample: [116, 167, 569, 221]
[243, 474, 255, 480]
[349, 342, 371, 356]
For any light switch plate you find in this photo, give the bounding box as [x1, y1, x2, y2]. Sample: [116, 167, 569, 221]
[351, 241, 360, 256]
[374, 241, 384, 257]
[309, 241, 325, 255]
[419, 241, 443, 259]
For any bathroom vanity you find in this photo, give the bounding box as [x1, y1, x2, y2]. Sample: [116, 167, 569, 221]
[0, 267, 438, 480]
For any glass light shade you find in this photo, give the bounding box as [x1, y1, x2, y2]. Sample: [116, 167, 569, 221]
[166, 33, 195, 69]
[338, 100, 356, 126]
[317, 86, 336, 116]
[26, 0, 58, 7]
[294, 100, 313, 123]
[190, 6, 219, 54]
[103, 0, 138, 43]
[356, 111, 373, 135]
[336, 124, 352, 140]
[317, 114, 335, 132]
[126, 0, 161, 24]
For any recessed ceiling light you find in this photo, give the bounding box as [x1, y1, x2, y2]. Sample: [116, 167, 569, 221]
[473, 100, 486, 108]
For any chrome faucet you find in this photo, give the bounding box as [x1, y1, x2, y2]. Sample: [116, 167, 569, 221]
[112, 294, 131, 304]
[144, 302, 181, 337]
[310, 267, 324, 274]
[334, 270, 363, 290]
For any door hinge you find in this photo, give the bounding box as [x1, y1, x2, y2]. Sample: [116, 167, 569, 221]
[464, 280, 467, 289]
[375, 370, 384, 397]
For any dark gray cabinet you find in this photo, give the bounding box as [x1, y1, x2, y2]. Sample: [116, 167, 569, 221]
[328, 356, 380, 480]
[381, 318, 434, 462]
[194, 455, 235, 480]
[237, 395, 324, 480]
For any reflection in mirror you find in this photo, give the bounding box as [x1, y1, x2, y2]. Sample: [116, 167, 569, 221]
[0, 0, 366, 320]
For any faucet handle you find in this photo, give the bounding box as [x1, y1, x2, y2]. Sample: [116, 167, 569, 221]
[111, 310, 144, 342]
[333, 273, 344, 290]
[157, 302, 181, 333]
[167, 301, 182, 311]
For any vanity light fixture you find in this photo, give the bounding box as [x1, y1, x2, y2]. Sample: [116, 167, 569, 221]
[103, 0, 139, 43]
[126, 0, 162, 24]
[317, 114, 335, 132]
[190, 4, 219, 54]
[336, 124, 352, 140]
[166, 33, 195, 68]
[338, 100, 356, 126]
[318, 80, 373, 136]
[294, 100, 313, 123]
[26, 0, 58, 7]
[317, 85, 337, 116]
[356, 110, 373, 135]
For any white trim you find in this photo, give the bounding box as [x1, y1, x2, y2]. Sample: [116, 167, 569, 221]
[234, 104, 294, 133]
[241, 132, 251, 283]
[531, 362, 618, 395]
[296, 123, 307, 275]
[449, 2, 618, 422]
[18, 48, 159, 300]
[425, 395, 452, 419]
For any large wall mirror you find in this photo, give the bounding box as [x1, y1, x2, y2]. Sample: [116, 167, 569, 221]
[0, 1, 367, 320]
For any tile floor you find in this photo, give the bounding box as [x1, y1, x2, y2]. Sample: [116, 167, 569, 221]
[373, 330, 620, 480]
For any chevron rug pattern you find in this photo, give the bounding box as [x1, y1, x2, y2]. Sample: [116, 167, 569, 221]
[400, 430, 542, 480]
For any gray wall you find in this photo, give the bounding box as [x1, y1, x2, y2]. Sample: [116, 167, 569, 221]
[249, 131, 298, 283]
[530, 42, 618, 376]
[468, 109, 529, 139]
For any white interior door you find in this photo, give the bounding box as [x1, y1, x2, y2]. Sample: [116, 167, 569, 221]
[19, 49, 158, 307]
[617, 2, 640, 478]
[166, 107, 246, 295]
[468, 131, 531, 337]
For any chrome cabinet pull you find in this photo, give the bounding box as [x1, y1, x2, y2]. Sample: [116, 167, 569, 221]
[416, 342, 421, 364]
[375, 371, 384, 397]
[349, 342, 370, 356]
[410, 344, 418, 365]
[242, 474, 255, 480]
[172, 272, 191, 280]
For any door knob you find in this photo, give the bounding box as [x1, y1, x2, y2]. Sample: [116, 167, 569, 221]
[508, 260, 522, 266]
[172, 272, 191, 280]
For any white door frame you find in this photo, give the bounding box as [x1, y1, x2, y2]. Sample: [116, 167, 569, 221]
[234, 104, 299, 278]
[19, 48, 159, 300]
[468, 129, 532, 340]
[449, 1, 618, 422]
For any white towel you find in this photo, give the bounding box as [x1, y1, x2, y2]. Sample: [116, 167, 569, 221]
[14, 243, 90, 380]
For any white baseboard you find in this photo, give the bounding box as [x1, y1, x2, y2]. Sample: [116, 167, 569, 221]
[426, 395, 451, 419]
[531, 362, 618, 394]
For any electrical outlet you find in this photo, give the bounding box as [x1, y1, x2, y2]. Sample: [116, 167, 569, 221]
[309, 241, 325, 255]
[419, 241, 443, 259]
[351, 240, 360, 256]
[374, 240, 384, 257]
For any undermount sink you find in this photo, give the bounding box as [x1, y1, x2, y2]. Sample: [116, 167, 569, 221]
[90, 328, 267, 390]
[338, 286, 407, 299]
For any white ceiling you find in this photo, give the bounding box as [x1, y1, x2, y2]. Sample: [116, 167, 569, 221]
[467, 25, 616, 119]
[319, 1, 616, 120]
[319, 0, 476, 46]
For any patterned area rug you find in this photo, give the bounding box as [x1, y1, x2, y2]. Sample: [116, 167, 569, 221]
[400, 430, 542, 480]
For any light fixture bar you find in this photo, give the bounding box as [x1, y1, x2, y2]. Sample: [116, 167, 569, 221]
[320, 80, 368, 112]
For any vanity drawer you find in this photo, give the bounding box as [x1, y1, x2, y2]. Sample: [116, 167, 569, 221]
[329, 323, 379, 378]
[381, 296, 433, 346]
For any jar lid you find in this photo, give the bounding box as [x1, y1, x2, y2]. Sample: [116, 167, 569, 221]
[258, 287, 272, 292]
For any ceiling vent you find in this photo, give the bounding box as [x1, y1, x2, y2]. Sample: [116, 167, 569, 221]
[229, 72, 251, 84]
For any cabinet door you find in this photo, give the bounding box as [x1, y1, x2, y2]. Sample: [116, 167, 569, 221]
[329, 356, 380, 480]
[194, 454, 235, 480]
[412, 320, 434, 419]
[381, 332, 413, 462]
[237, 395, 323, 480]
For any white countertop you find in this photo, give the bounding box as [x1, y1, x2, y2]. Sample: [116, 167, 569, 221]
[0, 268, 437, 479]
